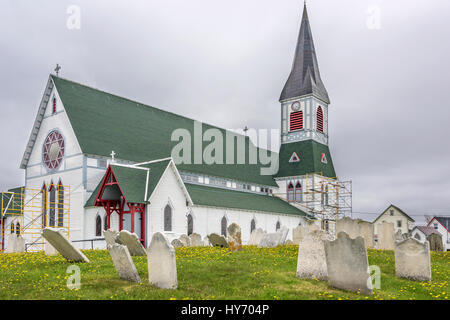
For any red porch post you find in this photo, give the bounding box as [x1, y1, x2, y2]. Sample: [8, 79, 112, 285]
[140, 205, 146, 247]
[130, 204, 135, 234]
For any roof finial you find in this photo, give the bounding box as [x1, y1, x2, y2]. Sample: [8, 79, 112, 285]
[54, 64, 61, 77]
[110, 150, 116, 163]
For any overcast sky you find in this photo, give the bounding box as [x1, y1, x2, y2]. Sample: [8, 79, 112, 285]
[1, 0, 449, 224]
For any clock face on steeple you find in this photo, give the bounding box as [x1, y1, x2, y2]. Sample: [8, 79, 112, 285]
[43, 130, 65, 170]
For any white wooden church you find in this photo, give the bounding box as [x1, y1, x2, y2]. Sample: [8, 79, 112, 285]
[2, 5, 343, 250]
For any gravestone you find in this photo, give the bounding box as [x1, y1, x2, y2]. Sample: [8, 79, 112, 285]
[297, 230, 330, 280]
[248, 228, 265, 245]
[147, 232, 177, 289]
[358, 221, 375, 248]
[179, 234, 191, 247]
[324, 232, 372, 295]
[285, 240, 294, 245]
[395, 238, 432, 281]
[227, 223, 242, 252]
[116, 230, 146, 256]
[15, 236, 26, 253]
[207, 233, 228, 248]
[108, 244, 141, 283]
[293, 226, 307, 245]
[189, 233, 203, 247]
[171, 239, 184, 248]
[203, 236, 212, 247]
[5, 234, 16, 253]
[428, 233, 443, 252]
[258, 227, 289, 248]
[42, 228, 89, 263]
[377, 222, 395, 250]
[44, 242, 58, 256]
[279, 227, 289, 245]
[104, 230, 119, 247]
[336, 217, 361, 239]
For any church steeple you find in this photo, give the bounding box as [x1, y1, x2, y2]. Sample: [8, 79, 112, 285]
[280, 4, 330, 104]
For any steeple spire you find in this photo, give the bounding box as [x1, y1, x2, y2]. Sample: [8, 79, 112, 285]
[280, 4, 330, 104]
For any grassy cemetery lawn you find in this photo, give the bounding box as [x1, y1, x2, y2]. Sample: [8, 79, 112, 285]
[0, 246, 448, 300]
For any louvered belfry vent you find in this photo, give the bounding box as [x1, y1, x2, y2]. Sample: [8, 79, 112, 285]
[290, 111, 304, 131]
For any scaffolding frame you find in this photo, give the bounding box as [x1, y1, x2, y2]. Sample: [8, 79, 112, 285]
[1, 185, 71, 252]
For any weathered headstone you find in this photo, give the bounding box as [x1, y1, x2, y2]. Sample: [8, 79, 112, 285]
[14, 236, 25, 253]
[147, 232, 177, 289]
[324, 232, 372, 295]
[377, 222, 395, 250]
[171, 239, 184, 248]
[227, 223, 242, 252]
[358, 221, 375, 248]
[104, 230, 119, 247]
[336, 217, 361, 240]
[395, 238, 432, 281]
[179, 234, 191, 247]
[5, 234, 16, 253]
[279, 227, 289, 245]
[203, 236, 212, 247]
[42, 228, 89, 263]
[258, 227, 289, 248]
[116, 230, 146, 256]
[293, 223, 320, 244]
[189, 233, 203, 247]
[248, 228, 265, 245]
[44, 241, 58, 256]
[207, 233, 228, 248]
[108, 244, 141, 283]
[285, 239, 294, 245]
[297, 230, 330, 280]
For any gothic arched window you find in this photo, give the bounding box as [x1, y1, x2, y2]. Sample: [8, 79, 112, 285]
[10, 222, 15, 234]
[276, 221, 281, 231]
[290, 111, 304, 131]
[221, 216, 227, 237]
[57, 182, 64, 227]
[250, 219, 256, 234]
[49, 182, 56, 227]
[187, 214, 194, 236]
[295, 182, 302, 203]
[164, 205, 172, 232]
[95, 215, 102, 237]
[317, 106, 324, 133]
[41, 184, 47, 228]
[16, 222, 20, 235]
[287, 183, 294, 202]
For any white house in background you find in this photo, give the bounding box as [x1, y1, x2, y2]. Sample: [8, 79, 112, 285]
[427, 217, 450, 251]
[373, 205, 415, 235]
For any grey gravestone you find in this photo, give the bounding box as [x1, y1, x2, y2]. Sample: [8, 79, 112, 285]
[5, 234, 16, 253]
[227, 223, 242, 252]
[336, 217, 361, 240]
[207, 233, 228, 248]
[377, 222, 395, 250]
[147, 232, 177, 289]
[15, 236, 25, 253]
[171, 239, 184, 248]
[104, 230, 119, 247]
[179, 234, 191, 247]
[189, 233, 203, 247]
[395, 238, 432, 281]
[108, 244, 141, 283]
[297, 230, 330, 280]
[248, 228, 265, 245]
[324, 232, 372, 295]
[358, 221, 375, 249]
[116, 230, 146, 256]
[258, 227, 289, 248]
[285, 240, 294, 245]
[44, 241, 58, 256]
[293, 224, 320, 244]
[203, 236, 212, 247]
[42, 228, 89, 263]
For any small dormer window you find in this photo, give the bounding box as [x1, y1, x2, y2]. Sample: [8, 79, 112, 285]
[52, 96, 57, 114]
[390, 210, 394, 216]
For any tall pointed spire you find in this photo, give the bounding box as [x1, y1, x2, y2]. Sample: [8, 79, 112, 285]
[280, 4, 330, 104]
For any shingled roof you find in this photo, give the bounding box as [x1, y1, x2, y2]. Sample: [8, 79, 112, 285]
[42, 76, 278, 187]
[280, 4, 330, 104]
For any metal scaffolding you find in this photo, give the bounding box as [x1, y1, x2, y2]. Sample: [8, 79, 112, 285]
[1, 185, 71, 252]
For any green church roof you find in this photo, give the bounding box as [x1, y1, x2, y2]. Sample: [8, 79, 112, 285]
[275, 140, 336, 178]
[51, 75, 278, 187]
[1, 187, 24, 217]
[185, 183, 310, 217]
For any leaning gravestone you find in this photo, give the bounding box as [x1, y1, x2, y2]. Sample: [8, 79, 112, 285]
[116, 230, 146, 256]
[227, 223, 242, 252]
[147, 232, 177, 289]
[297, 230, 330, 280]
[42, 228, 89, 263]
[104, 230, 119, 247]
[248, 228, 265, 245]
[171, 239, 184, 248]
[179, 234, 191, 247]
[189, 233, 203, 247]
[108, 244, 141, 283]
[44, 241, 58, 256]
[358, 221, 375, 249]
[395, 238, 432, 281]
[15, 236, 26, 253]
[324, 232, 372, 295]
[377, 222, 395, 250]
[207, 233, 228, 248]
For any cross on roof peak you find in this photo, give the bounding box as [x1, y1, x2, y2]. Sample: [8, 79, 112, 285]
[54, 64, 61, 77]
[111, 151, 116, 162]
